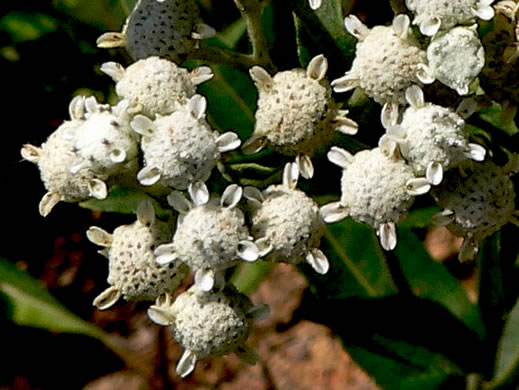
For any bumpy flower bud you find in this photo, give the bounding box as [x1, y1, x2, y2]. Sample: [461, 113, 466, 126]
[155, 182, 259, 292]
[96, 0, 215, 63]
[101, 57, 213, 119]
[406, 0, 495, 36]
[21, 97, 111, 216]
[131, 95, 241, 190]
[245, 163, 329, 274]
[323, 139, 431, 250]
[87, 200, 188, 310]
[385, 86, 486, 185]
[148, 285, 269, 378]
[332, 14, 433, 113]
[432, 159, 518, 261]
[244, 55, 357, 179]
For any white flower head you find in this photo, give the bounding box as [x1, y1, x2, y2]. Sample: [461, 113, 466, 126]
[101, 57, 213, 119]
[432, 159, 518, 261]
[62, 96, 139, 177]
[154, 182, 258, 292]
[20, 97, 114, 216]
[96, 0, 215, 63]
[385, 86, 486, 185]
[324, 144, 431, 250]
[426, 26, 485, 95]
[131, 95, 241, 190]
[244, 54, 358, 179]
[332, 14, 434, 110]
[406, 0, 495, 36]
[244, 163, 330, 274]
[147, 285, 269, 378]
[86, 200, 188, 310]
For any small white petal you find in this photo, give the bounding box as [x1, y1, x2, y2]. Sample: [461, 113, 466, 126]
[243, 186, 264, 205]
[420, 17, 441, 36]
[405, 85, 425, 108]
[137, 166, 162, 186]
[190, 66, 214, 85]
[306, 249, 329, 274]
[100, 61, 125, 82]
[381, 102, 399, 128]
[472, 4, 494, 20]
[86, 226, 113, 247]
[93, 286, 121, 310]
[249, 66, 274, 91]
[21, 144, 41, 163]
[68, 95, 86, 120]
[167, 191, 192, 214]
[392, 14, 410, 39]
[147, 305, 175, 326]
[320, 202, 349, 223]
[96, 32, 126, 48]
[456, 98, 477, 119]
[308, 0, 322, 10]
[331, 73, 359, 93]
[432, 209, 455, 226]
[344, 15, 369, 40]
[378, 222, 397, 251]
[130, 115, 154, 137]
[306, 54, 328, 81]
[221, 184, 243, 208]
[216, 132, 241, 152]
[154, 244, 177, 265]
[89, 179, 108, 200]
[242, 135, 267, 155]
[237, 240, 259, 262]
[465, 144, 486, 161]
[255, 237, 273, 257]
[416, 64, 435, 84]
[327, 146, 353, 169]
[283, 162, 299, 189]
[426, 162, 443, 185]
[459, 237, 478, 262]
[192, 23, 216, 40]
[188, 181, 209, 206]
[137, 199, 155, 226]
[333, 114, 358, 135]
[296, 155, 314, 179]
[176, 350, 197, 378]
[194, 269, 215, 292]
[379, 135, 399, 157]
[109, 148, 126, 163]
[406, 178, 431, 195]
[188, 95, 207, 120]
[385, 125, 407, 143]
[39, 192, 61, 217]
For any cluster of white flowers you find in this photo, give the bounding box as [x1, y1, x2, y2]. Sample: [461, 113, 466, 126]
[21, 0, 519, 378]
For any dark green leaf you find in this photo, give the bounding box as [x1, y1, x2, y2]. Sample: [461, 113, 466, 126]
[492, 298, 519, 388]
[0, 12, 58, 43]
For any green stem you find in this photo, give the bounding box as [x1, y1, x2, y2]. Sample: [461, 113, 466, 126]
[382, 248, 414, 296]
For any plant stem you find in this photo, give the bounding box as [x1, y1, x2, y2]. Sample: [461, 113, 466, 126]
[383, 248, 414, 296]
[190, 46, 262, 71]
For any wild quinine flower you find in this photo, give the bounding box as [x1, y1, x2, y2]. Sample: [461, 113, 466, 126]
[21, 97, 113, 216]
[322, 138, 431, 251]
[130, 95, 241, 190]
[426, 25, 485, 95]
[61, 96, 139, 177]
[432, 158, 519, 261]
[97, 0, 215, 63]
[244, 54, 358, 179]
[154, 182, 259, 292]
[406, 0, 495, 36]
[147, 285, 269, 378]
[101, 56, 213, 118]
[86, 200, 188, 310]
[244, 163, 330, 274]
[332, 14, 434, 116]
[385, 86, 486, 185]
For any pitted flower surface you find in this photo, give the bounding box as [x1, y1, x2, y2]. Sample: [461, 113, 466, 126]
[323, 140, 431, 250]
[63, 96, 139, 177]
[147, 285, 268, 378]
[155, 182, 259, 291]
[245, 163, 329, 274]
[386, 86, 486, 185]
[101, 57, 213, 118]
[332, 14, 433, 112]
[244, 54, 357, 179]
[96, 0, 215, 63]
[432, 159, 518, 261]
[87, 200, 188, 310]
[406, 0, 495, 36]
[131, 95, 241, 189]
[426, 26, 485, 95]
[21, 97, 111, 216]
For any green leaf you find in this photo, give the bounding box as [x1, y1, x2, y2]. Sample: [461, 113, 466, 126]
[79, 186, 173, 220]
[477, 101, 519, 137]
[492, 298, 519, 388]
[394, 227, 485, 337]
[0, 12, 59, 43]
[302, 219, 397, 299]
[400, 206, 441, 229]
[0, 258, 105, 340]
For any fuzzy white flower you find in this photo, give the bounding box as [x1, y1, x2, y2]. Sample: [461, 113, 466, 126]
[406, 0, 495, 36]
[97, 0, 215, 63]
[101, 57, 213, 118]
[86, 200, 188, 310]
[322, 139, 431, 250]
[244, 163, 330, 274]
[332, 14, 434, 115]
[385, 86, 486, 185]
[426, 26, 485, 95]
[244, 54, 358, 179]
[147, 285, 269, 378]
[432, 158, 519, 261]
[154, 182, 259, 292]
[131, 95, 241, 190]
